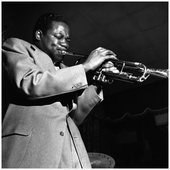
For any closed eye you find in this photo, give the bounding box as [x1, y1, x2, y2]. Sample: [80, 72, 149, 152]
[66, 38, 71, 42]
[54, 34, 70, 43]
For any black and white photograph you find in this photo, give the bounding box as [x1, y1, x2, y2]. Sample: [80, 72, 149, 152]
[2, 1, 168, 168]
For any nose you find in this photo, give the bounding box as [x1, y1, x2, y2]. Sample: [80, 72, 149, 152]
[60, 39, 69, 50]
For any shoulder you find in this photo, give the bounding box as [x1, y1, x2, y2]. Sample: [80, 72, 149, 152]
[2, 38, 35, 53]
[3, 37, 31, 46]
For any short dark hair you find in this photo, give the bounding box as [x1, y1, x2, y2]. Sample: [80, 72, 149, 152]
[32, 13, 68, 43]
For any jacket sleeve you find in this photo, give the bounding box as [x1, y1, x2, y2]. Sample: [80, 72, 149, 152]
[70, 85, 104, 126]
[2, 38, 88, 100]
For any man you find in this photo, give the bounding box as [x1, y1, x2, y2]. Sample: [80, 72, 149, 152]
[2, 13, 118, 168]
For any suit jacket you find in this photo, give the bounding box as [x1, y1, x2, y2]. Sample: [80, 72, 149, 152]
[2, 38, 103, 168]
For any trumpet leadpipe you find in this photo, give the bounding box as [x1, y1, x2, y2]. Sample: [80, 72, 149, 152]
[58, 51, 85, 58]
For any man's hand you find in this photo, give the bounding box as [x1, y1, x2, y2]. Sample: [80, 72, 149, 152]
[101, 61, 119, 74]
[83, 47, 117, 73]
[93, 61, 120, 84]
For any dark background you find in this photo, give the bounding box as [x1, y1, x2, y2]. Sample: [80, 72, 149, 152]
[2, 2, 168, 168]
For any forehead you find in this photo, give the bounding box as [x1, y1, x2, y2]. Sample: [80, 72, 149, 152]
[48, 21, 69, 34]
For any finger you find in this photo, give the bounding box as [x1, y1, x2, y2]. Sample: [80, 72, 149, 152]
[102, 61, 114, 68]
[96, 47, 117, 57]
[96, 47, 115, 56]
[96, 47, 105, 51]
[102, 67, 119, 73]
[101, 49, 116, 57]
[110, 67, 119, 73]
[103, 54, 118, 61]
[102, 68, 110, 72]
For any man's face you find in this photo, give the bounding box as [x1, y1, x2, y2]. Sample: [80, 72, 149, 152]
[38, 21, 70, 64]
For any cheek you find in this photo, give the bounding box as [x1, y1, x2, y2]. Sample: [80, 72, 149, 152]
[41, 38, 51, 48]
[50, 38, 59, 46]
[43, 36, 56, 46]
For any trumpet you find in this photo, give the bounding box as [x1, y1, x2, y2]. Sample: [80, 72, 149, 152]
[94, 60, 168, 83]
[59, 51, 168, 83]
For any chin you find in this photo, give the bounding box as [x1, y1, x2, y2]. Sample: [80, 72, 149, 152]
[53, 55, 64, 64]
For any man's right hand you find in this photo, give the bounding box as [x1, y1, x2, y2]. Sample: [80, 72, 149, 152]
[83, 47, 117, 73]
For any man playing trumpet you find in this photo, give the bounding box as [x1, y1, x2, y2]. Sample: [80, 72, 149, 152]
[2, 12, 119, 168]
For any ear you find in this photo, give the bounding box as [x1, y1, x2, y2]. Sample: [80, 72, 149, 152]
[35, 30, 43, 41]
